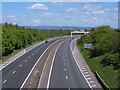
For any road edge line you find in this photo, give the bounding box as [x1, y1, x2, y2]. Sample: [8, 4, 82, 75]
[1, 37, 60, 71]
[20, 38, 60, 89]
[70, 39, 92, 89]
[46, 40, 66, 88]
[37, 39, 59, 88]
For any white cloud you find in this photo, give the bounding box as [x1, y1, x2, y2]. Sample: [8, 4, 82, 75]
[83, 5, 102, 11]
[65, 8, 77, 12]
[6, 15, 15, 18]
[27, 3, 48, 10]
[83, 5, 110, 15]
[33, 19, 41, 25]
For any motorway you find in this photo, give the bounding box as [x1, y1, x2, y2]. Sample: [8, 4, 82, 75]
[2, 38, 60, 88]
[49, 39, 90, 88]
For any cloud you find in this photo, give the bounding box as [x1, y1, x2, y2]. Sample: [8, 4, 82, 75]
[83, 5, 102, 11]
[27, 3, 48, 10]
[32, 19, 42, 25]
[84, 5, 110, 15]
[65, 8, 77, 12]
[6, 15, 15, 18]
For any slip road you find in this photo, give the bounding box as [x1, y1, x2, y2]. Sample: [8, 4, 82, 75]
[2, 38, 60, 88]
[49, 39, 90, 88]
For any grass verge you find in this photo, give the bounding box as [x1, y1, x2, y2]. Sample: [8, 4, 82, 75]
[77, 41, 119, 88]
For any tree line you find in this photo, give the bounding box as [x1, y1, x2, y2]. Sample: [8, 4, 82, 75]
[77, 25, 120, 69]
[2, 23, 70, 56]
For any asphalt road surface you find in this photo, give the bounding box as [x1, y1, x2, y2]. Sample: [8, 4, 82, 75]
[49, 39, 90, 88]
[2, 38, 61, 88]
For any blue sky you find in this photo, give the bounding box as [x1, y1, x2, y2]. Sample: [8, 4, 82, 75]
[2, 2, 118, 28]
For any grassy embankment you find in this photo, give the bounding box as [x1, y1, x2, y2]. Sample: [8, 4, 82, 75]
[77, 43, 118, 88]
[77, 25, 119, 88]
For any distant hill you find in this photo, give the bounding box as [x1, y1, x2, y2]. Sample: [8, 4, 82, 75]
[24, 26, 94, 30]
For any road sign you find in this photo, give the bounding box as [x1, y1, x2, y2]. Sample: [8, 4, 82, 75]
[84, 44, 93, 48]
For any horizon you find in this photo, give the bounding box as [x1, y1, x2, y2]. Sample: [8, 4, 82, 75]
[1, 2, 118, 28]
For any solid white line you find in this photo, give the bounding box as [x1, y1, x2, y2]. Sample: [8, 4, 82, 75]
[20, 38, 62, 89]
[66, 76, 68, 79]
[47, 40, 65, 88]
[13, 71, 16, 74]
[19, 64, 22, 67]
[3, 80, 7, 84]
[64, 68, 66, 71]
[37, 43, 55, 88]
[70, 40, 92, 89]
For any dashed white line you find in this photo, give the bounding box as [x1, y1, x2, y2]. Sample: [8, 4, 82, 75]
[19, 64, 22, 67]
[66, 76, 68, 79]
[91, 85, 96, 87]
[81, 67, 86, 70]
[29, 57, 31, 58]
[85, 75, 90, 77]
[32, 54, 34, 55]
[64, 63, 65, 65]
[84, 72, 89, 74]
[63, 59, 65, 61]
[63, 56, 65, 57]
[25, 60, 27, 62]
[64, 68, 66, 71]
[89, 81, 94, 83]
[3, 80, 7, 84]
[82, 69, 87, 72]
[86, 77, 92, 80]
[13, 71, 16, 74]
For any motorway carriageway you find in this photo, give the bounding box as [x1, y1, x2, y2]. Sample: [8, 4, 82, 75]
[48, 39, 90, 88]
[2, 38, 61, 88]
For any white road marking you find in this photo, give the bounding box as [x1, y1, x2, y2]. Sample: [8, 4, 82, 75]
[81, 67, 86, 70]
[64, 68, 66, 71]
[85, 75, 90, 77]
[63, 56, 65, 57]
[66, 76, 68, 79]
[87, 77, 92, 80]
[13, 71, 16, 74]
[84, 72, 89, 74]
[89, 81, 94, 83]
[19, 64, 22, 67]
[32, 54, 34, 55]
[47, 40, 65, 88]
[3, 80, 7, 84]
[70, 42, 92, 88]
[29, 57, 30, 58]
[64, 63, 65, 65]
[63, 59, 65, 61]
[25, 60, 27, 62]
[91, 85, 96, 87]
[82, 69, 87, 72]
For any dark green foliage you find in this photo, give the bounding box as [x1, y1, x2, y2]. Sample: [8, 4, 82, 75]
[2, 23, 70, 56]
[77, 25, 120, 69]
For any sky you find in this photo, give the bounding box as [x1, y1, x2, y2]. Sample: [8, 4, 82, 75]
[1, 2, 118, 28]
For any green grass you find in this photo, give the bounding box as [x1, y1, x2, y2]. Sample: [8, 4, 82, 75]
[77, 42, 119, 88]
